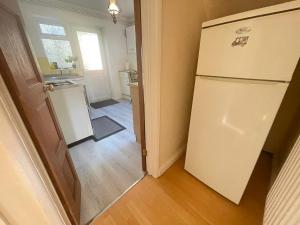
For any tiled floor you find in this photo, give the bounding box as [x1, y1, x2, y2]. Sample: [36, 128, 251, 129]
[69, 100, 144, 225]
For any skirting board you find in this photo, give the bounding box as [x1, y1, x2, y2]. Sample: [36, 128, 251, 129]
[158, 146, 186, 176]
[67, 136, 93, 148]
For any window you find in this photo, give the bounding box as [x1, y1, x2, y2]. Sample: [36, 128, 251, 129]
[39, 23, 74, 69]
[39, 24, 66, 36]
[42, 39, 73, 69]
[77, 31, 103, 71]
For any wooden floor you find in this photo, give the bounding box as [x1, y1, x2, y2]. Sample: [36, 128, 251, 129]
[91, 152, 272, 225]
[69, 100, 144, 225]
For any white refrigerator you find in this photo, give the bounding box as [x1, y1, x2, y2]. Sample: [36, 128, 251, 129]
[185, 2, 300, 204]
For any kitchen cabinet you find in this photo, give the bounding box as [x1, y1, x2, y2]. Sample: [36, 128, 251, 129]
[49, 85, 93, 144]
[126, 25, 136, 54]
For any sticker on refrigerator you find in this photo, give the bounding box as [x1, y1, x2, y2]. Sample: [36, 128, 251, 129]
[232, 36, 249, 47]
[235, 27, 251, 34]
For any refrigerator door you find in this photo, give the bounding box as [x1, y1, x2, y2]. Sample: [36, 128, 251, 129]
[197, 10, 300, 81]
[185, 76, 288, 204]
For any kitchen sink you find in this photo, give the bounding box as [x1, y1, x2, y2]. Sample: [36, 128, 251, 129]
[46, 80, 76, 87]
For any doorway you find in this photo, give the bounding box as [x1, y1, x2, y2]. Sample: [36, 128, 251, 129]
[76, 30, 111, 105]
[0, 0, 146, 225]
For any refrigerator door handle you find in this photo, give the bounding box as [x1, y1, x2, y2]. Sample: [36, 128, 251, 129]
[196, 75, 289, 85]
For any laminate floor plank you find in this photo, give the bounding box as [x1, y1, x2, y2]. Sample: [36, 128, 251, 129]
[91, 152, 272, 225]
[69, 100, 144, 225]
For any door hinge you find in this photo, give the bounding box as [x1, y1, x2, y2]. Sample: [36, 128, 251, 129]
[142, 149, 147, 157]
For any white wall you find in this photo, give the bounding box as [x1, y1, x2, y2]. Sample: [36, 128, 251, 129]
[126, 25, 138, 70]
[19, 1, 129, 100]
[102, 26, 129, 99]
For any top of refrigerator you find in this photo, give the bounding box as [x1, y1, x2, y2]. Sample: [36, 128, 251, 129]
[202, 1, 300, 28]
[196, 1, 300, 82]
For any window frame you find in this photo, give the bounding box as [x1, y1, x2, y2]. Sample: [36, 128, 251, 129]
[41, 39, 74, 69]
[35, 17, 76, 69]
[39, 23, 66, 36]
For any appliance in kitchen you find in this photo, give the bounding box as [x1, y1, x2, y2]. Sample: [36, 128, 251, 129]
[185, 2, 300, 204]
[45, 76, 93, 145]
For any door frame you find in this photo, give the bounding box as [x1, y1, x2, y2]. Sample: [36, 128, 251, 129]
[134, 0, 162, 175]
[134, 0, 147, 171]
[139, 0, 162, 177]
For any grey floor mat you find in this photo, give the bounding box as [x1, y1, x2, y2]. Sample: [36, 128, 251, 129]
[90, 99, 119, 109]
[91, 116, 125, 141]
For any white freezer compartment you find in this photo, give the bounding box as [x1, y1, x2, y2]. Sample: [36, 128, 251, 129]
[185, 76, 288, 204]
[197, 10, 300, 81]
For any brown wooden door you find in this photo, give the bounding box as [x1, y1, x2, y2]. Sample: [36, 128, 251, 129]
[0, 3, 81, 225]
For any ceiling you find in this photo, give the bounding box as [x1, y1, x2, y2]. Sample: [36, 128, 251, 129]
[60, 0, 134, 19]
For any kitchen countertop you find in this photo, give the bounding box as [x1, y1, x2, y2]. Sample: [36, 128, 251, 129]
[46, 80, 81, 90]
[44, 74, 84, 81]
[44, 74, 84, 90]
[119, 69, 137, 73]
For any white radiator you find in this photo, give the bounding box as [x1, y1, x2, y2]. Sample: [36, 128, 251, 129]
[264, 135, 300, 225]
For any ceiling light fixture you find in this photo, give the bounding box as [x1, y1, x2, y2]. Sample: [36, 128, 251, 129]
[108, 1, 120, 24]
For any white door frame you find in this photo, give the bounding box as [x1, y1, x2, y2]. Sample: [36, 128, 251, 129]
[0, 0, 163, 223]
[141, 0, 162, 178]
